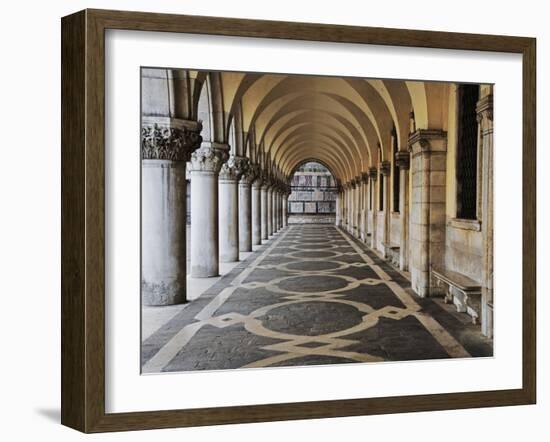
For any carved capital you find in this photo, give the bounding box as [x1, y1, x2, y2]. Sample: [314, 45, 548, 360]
[395, 151, 410, 170]
[368, 167, 378, 180]
[141, 119, 202, 161]
[361, 172, 369, 183]
[252, 168, 265, 188]
[241, 163, 260, 185]
[188, 142, 229, 174]
[476, 94, 494, 129]
[220, 155, 249, 182]
[408, 129, 447, 154]
[380, 161, 391, 177]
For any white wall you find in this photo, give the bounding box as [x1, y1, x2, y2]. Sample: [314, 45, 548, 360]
[0, 0, 548, 441]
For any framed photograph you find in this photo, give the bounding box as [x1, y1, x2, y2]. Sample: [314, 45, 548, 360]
[61, 9, 536, 433]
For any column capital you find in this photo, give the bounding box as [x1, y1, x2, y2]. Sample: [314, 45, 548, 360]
[361, 172, 369, 183]
[261, 177, 272, 191]
[476, 94, 494, 132]
[188, 142, 229, 174]
[355, 175, 362, 185]
[408, 129, 447, 154]
[220, 155, 249, 182]
[395, 151, 411, 170]
[141, 118, 202, 161]
[380, 161, 391, 176]
[240, 162, 259, 186]
[368, 166, 378, 180]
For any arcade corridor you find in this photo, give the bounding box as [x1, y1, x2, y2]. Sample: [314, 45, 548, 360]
[142, 225, 492, 373]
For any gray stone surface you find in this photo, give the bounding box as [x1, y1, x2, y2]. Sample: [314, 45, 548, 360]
[142, 225, 492, 373]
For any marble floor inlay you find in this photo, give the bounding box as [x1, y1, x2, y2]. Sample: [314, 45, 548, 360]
[141, 225, 493, 373]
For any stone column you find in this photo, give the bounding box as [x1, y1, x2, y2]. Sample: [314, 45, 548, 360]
[360, 173, 368, 242]
[277, 190, 282, 229]
[267, 185, 274, 236]
[349, 181, 356, 234]
[251, 171, 263, 246]
[396, 151, 411, 271]
[141, 119, 202, 305]
[380, 161, 391, 257]
[282, 190, 289, 228]
[189, 142, 229, 277]
[271, 186, 279, 234]
[368, 167, 378, 249]
[335, 186, 342, 227]
[408, 130, 447, 297]
[219, 156, 248, 262]
[261, 182, 269, 240]
[343, 185, 348, 230]
[239, 162, 255, 252]
[477, 94, 494, 338]
[279, 190, 284, 229]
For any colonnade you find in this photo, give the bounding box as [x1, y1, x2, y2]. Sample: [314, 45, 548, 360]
[335, 89, 494, 338]
[142, 126, 290, 306]
[140, 68, 494, 339]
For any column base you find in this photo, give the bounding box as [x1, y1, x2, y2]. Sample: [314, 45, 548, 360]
[142, 280, 186, 306]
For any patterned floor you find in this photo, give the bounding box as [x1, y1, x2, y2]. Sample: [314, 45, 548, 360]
[141, 225, 492, 373]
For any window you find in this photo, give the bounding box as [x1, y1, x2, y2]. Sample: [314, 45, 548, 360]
[456, 84, 480, 220]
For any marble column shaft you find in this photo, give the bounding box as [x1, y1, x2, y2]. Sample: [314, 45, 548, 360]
[141, 119, 202, 306]
[252, 176, 263, 245]
[238, 165, 255, 252]
[477, 94, 494, 338]
[267, 186, 273, 236]
[261, 183, 269, 240]
[189, 142, 228, 278]
[396, 151, 410, 271]
[368, 167, 378, 249]
[282, 193, 288, 228]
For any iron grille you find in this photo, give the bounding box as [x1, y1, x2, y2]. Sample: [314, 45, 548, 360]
[456, 84, 480, 220]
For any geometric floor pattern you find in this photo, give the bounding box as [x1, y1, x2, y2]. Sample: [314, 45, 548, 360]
[141, 225, 493, 373]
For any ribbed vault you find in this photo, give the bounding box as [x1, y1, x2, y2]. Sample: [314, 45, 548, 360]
[188, 70, 449, 185]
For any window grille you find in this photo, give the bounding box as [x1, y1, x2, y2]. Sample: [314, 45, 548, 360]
[456, 84, 480, 220]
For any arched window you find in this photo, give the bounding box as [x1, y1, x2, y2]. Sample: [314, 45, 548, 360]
[456, 84, 480, 220]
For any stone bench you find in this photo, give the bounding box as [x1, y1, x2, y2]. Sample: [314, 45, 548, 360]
[432, 268, 481, 324]
[382, 243, 400, 267]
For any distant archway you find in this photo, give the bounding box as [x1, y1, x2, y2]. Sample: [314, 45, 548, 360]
[288, 161, 337, 223]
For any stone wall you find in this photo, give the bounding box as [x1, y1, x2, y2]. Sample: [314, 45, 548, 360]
[444, 222, 483, 283]
[376, 211, 385, 252]
[390, 213, 401, 246]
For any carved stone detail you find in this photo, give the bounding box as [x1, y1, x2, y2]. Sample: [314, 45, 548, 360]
[252, 167, 265, 188]
[219, 155, 249, 182]
[188, 142, 229, 174]
[476, 94, 494, 131]
[395, 151, 411, 170]
[368, 167, 378, 180]
[141, 121, 202, 161]
[240, 162, 259, 186]
[380, 161, 391, 176]
[361, 172, 369, 183]
[408, 129, 447, 153]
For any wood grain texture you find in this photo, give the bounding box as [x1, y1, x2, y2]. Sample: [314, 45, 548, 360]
[60, 8, 537, 433]
[61, 10, 86, 431]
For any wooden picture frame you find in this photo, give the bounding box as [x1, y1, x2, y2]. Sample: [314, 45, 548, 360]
[61, 8, 536, 433]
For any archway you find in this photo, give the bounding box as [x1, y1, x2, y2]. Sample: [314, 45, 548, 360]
[287, 160, 337, 224]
